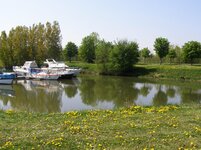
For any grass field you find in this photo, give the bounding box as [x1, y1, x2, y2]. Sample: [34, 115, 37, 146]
[1, 105, 201, 149]
[135, 64, 201, 80]
[66, 61, 201, 81]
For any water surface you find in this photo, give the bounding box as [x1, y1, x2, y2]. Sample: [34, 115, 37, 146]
[0, 75, 200, 112]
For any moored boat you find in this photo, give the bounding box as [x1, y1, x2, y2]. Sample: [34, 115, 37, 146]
[0, 72, 16, 84]
[43, 59, 81, 77]
[13, 61, 38, 79]
[13, 60, 74, 80]
[30, 68, 60, 80]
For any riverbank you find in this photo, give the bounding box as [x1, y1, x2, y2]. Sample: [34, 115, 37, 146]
[67, 62, 201, 81]
[1, 105, 201, 149]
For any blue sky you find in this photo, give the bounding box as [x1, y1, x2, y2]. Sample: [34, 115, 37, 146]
[0, 0, 201, 51]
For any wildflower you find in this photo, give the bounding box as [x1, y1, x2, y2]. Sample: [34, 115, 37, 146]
[5, 109, 14, 114]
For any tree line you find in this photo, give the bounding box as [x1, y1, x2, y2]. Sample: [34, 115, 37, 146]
[1, 21, 201, 73]
[64, 32, 201, 74]
[0, 21, 62, 68]
[140, 39, 201, 65]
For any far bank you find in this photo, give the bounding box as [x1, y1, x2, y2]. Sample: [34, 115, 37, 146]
[67, 62, 201, 81]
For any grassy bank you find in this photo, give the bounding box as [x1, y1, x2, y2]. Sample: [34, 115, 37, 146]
[1, 105, 201, 149]
[135, 64, 201, 81]
[67, 61, 201, 80]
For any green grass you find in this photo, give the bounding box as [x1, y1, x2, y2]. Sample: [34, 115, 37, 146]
[66, 61, 99, 74]
[135, 64, 201, 80]
[1, 105, 201, 149]
[66, 61, 201, 80]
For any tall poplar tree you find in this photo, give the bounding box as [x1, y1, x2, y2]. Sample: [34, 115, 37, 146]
[46, 21, 62, 60]
[0, 31, 10, 68]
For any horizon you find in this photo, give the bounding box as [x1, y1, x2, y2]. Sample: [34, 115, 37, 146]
[0, 0, 201, 51]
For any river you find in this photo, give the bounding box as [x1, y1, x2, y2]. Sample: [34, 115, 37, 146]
[0, 75, 200, 113]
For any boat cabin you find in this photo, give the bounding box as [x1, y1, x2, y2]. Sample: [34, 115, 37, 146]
[23, 61, 38, 69]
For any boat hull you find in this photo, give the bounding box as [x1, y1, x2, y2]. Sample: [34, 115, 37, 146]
[58, 73, 74, 79]
[31, 74, 60, 80]
[0, 79, 13, 85]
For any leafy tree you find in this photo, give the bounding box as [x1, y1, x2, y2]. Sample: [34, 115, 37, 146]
[45, 21, 62, 60]
[64, 42, 78, 62]
[79, 32, 99, 63]
[110, 40, 139, 73]
[27, 24, 36, 60]
[154, 37, 169, 64]
[140, 47, 151, 63]
[95, 40, 113, 73]
[168, 47, 177, 64]
[174, 45, 182, 64]
[10, 26, 29, 65]
[0, 31, 10, 68]
[182, 41, 201, 65]
[35, 23, 47, 65]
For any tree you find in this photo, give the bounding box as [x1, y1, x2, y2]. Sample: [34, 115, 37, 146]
[182, 41, 201, 65]
[154, 37, 169, 64]
[174, 45, 182, 64]
[64, 42, 78, 62]
[168, 46, 177, 64]
[140, 47, 150, 63]
[95, 40, 113, 73]
[110, 40, 139, 73]
[79, 32, 99, 63]
[0, 31, 10, 68]
[27, 24, 37, 61]
[35, 23, 47, 65]
[9, 26, 30, 65]
[45, 21, 62, 60]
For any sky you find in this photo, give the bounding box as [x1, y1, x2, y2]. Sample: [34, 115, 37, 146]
[0, 0, 201, 51]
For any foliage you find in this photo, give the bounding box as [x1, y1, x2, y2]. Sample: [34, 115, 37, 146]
[79, 32, 100, 63]
[174, 45, 183, 64]
[154, 37, 169, 64]
[168, 46, 177, 64]
[45, 21, 62, 60]
[140, 47, 151, 63]
[63, 42, 78, 62]
[95, 40, 113, 73]
[182, 41, 201, 65]
[140, 47, 150, 58]
[0, 21, 62, 67]
[0, 31, 13, 68]
[168, 49, 176, 59]
[110, 40, 139, 73]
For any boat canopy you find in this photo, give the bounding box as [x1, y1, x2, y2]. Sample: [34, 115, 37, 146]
[23, 61, 38, 68]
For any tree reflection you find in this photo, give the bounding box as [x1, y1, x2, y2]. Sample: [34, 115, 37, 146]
[180, 88, 201, 104]
[60, 79, 78, 98]
[140, 84, 152, 97]
[153, 86, 168, 106]
[166, 86, 176, 98]
[10, 80, 62, 113]
[78, 76, 139, 107]
[0, 85, 14, 106]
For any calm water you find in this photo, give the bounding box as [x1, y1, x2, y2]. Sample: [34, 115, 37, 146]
[0, 75, 201, 113]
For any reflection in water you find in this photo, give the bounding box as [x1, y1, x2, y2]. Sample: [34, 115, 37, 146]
[166, 86, 176, 98]
[0, 76, 201, 112]
[12, 80, 63, 112]
[0, 85, 14, 108]
[153, 86, 168, 106]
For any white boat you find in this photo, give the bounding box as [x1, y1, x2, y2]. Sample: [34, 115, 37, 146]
[13, 61, 60, 80]
[31, 69, 60, 80]
[13, 61, 38, 78]
[0, 72, 16, 84]
[41, 67, 74, 79]
[43, 59, 81, 77]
